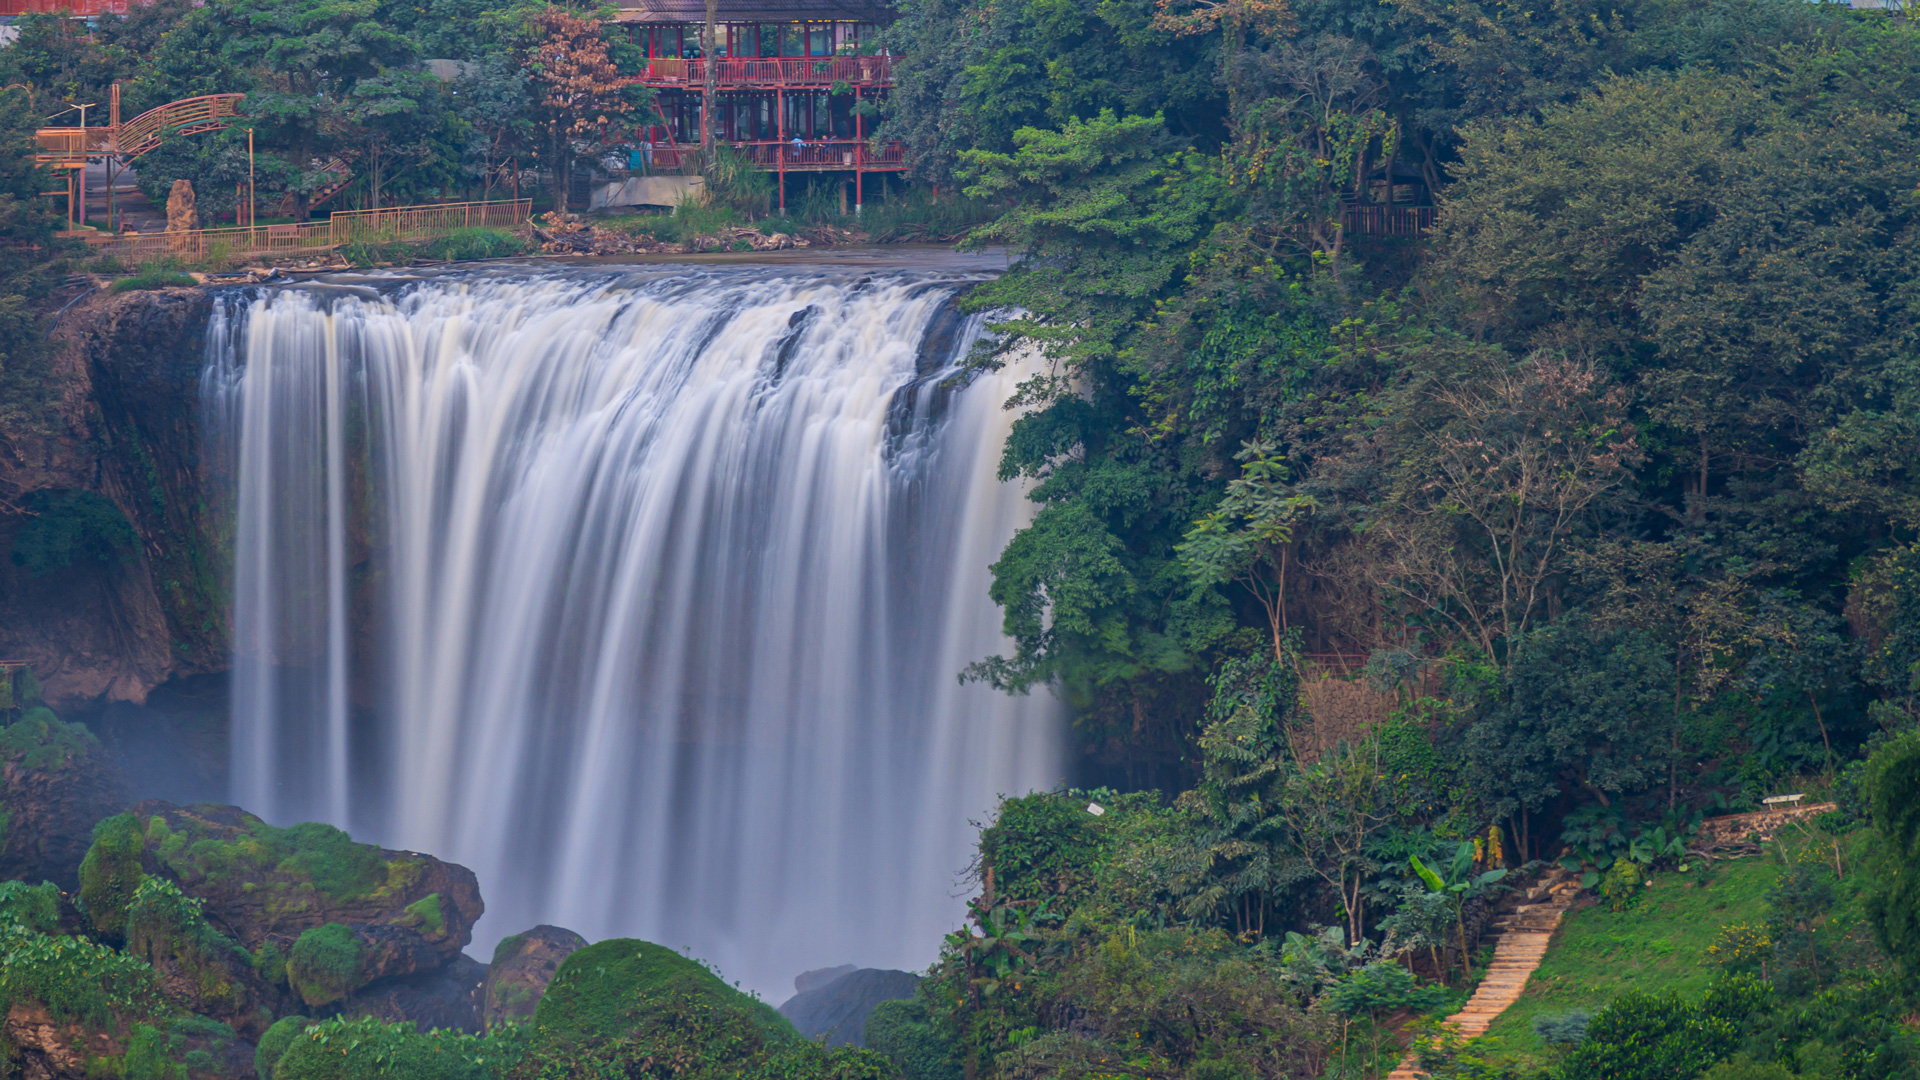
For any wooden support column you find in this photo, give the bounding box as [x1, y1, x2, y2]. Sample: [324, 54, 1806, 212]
[776, 86, 786, 213]
[853, 86, 862, 214]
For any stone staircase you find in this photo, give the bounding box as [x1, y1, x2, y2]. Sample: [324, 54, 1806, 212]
[1385, 871, 1581, 1079]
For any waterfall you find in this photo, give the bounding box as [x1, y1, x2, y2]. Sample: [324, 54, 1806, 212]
[204, 254, 1063, 992]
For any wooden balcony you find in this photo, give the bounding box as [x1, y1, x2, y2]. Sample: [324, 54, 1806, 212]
[1343, 204, 1437, 236]
[633, 55, 894, 89]
[644, 138, 905, 172]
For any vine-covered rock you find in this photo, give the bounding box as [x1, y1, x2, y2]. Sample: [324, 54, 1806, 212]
[481, 926, 583, 1032]
[0, 708, 130, 890]
[125, 876, 282, 1037]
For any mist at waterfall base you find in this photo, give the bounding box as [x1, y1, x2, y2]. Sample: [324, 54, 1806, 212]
[202, 252, 1064, 996]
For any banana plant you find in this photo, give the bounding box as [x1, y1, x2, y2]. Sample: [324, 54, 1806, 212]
[1409, 840, 1508, 980]
[944, 896, 1049, 1002]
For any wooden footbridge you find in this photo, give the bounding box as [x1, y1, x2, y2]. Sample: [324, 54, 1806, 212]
[31, 86, 250, 229]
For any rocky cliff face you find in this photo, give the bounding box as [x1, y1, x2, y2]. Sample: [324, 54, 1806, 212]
[0, 287, 228, 711]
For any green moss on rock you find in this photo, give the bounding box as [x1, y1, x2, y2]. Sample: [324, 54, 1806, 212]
[255, 1015, 311, 1079]
[489, 934, 527, 967]
[79, 812, 149, 938]
[288, 923, 364, 1007]
[398, 893, 444, 936]
[533, 938, 796, 1049]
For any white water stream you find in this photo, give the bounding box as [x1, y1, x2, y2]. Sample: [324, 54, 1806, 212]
[203, 253, 1062, 992]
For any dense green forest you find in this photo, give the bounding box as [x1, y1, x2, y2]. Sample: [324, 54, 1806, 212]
[5, 0, 1920, 1074]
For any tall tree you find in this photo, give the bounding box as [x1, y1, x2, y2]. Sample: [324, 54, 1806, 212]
[526, 8, 629, 213]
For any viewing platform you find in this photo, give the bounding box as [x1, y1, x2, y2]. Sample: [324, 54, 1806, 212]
[630, 54, 895, 90]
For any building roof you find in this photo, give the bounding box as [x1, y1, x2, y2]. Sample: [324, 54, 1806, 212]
[614, 0, 894, 21]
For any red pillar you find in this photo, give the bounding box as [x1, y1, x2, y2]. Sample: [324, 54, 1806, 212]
[776, 86, 786, 213]
[853, 87, 863, 214]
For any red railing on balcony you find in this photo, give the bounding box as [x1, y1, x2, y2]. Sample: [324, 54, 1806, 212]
[1, 0, 128, 14]
[640, 139, 906, 172]
[635, 55, 895, 87]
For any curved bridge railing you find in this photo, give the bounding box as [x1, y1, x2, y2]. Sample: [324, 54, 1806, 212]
[34, 93, 246, 165]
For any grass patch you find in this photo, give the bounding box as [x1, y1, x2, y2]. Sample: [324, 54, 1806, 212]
[1474, 857, 1779, 1070]
[423, 226, 527, 261]
[109, 267, 197, 292]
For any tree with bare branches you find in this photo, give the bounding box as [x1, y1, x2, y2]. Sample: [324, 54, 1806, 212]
[1366, 349, 1641, 660]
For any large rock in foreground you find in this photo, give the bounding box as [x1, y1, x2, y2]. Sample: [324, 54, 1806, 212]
[483, 924, 586, 1031]
[74, 800, 483, 1034]
[125, 801, 481, 966]
[778, 968, 920, 1047]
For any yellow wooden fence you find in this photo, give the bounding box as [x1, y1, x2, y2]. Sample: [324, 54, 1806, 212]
[89, 199, 533, 268]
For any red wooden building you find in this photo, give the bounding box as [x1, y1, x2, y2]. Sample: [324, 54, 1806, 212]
[611, 0, 904, 210]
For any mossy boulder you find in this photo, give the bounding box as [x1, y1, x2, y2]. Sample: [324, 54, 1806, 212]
[532, 938, 797, 1049]
[481, 925, 584, 1031]
[85, 802, 482, 996]
[0, 707, 130, 889]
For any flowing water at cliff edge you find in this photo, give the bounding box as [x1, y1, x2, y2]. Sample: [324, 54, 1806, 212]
[202, 250, 1063, 994]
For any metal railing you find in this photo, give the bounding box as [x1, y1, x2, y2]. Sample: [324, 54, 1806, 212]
[1, 0, 127, 13]
[637, 55, 895, 87]
[85, 199, 532, 268]
[1343, 204, 1437, 237]
[648, 140, 906, 171]
[35, 94, 247, 165]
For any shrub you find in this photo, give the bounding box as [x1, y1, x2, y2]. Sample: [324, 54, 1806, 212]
[287, 923, 364, 1007]
[1556, 975, 1771, 1080]
[0, 706, 100, 771]
[275, 1015, 521, 1080]
[1533, 1010, 1591, 1048]
[1600, 860, 1646, 912]
[0, 923, 168, 1026]
[78, 813, 149, 938]
[424, 227, 527, 261]
[866, 996, 962, 1080]
[9, 489, 138, 577]
[1700, 1054, 1793, 1080]
[124, 1022, 186, 1080]
[0, 881, 61, 933]
[108, 268, 197, 293]
[340, 238, 408, 268]
[124, 877, 247, 1011]
[255, 1015, 311, 1079]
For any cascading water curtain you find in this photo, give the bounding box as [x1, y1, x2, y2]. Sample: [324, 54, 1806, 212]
[203, 261, 1063, 992]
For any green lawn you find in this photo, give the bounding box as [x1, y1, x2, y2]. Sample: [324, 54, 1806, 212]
[1473, 857, 1780, 1071]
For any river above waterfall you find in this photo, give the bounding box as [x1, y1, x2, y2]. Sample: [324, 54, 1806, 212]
[202, 248, 1063, 994]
